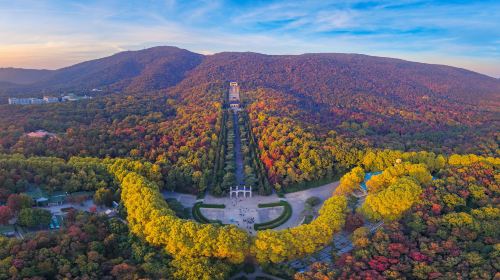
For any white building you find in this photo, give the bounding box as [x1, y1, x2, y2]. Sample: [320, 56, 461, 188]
[62, 94, 92, 102]
[8, 97, 44, 105]
[43, 96, 60, 103]
[229, 82, 240, 102]
[229, 101, 240, 110]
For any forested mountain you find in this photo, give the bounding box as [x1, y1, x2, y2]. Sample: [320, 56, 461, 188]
[186, 52, 500, 104]
[0, 46, 498, 192]
[182, 52, 499, 156]
[0, 68, 53, 85]
[1, 46, 203, 95]
[4, 47, 499, 103]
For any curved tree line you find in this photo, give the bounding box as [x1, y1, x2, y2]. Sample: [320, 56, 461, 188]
[111, 157, 348, 265]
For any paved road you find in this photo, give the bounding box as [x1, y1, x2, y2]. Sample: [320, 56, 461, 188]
[162, 191, 199, 206]
[230, 266, 286, 280]
[276, 181, 340, 230]
[40, 199, 106, 214]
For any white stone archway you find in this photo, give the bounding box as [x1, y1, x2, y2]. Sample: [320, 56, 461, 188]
[230, 186, 252, 198]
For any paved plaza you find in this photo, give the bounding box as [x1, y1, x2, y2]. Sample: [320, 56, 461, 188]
[162, 180, 340, 234]
[203, 194, 282, 234]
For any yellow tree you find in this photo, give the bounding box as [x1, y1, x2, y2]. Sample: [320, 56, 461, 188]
[335, 167, 365, 195]
[361, 177, 422, 221]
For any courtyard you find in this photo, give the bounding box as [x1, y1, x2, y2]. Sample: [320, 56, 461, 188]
[162, 180, 340, 234]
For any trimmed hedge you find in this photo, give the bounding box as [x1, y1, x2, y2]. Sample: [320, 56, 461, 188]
[200, 203, 226, 209]
[258, 201, 286, 208]
[192, 202, 225, 225]
[254, 200, 292, 230]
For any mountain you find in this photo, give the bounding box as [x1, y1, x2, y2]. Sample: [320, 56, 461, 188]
[0, 68, 53, 85]
[2, 46, 499, 108]
[2, 46, 203, 95]
[180, 52, 500, 106]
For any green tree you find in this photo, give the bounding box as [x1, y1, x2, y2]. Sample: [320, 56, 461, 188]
[18, 208, 51, 228]
[7, 194, 33, 212]
[94, 187, 114, 207]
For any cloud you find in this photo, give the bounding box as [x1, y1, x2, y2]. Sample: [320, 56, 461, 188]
[313, 10, 357, 31]
[0, 0, 498, 77]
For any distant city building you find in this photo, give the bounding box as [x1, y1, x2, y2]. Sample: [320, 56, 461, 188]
[8, 94, 90, 105]
[62, 94, 92, 102]
[8, 98, 28, 105]
[43, 96, 60, 103]
[30, 98, 44, 104]
[8, 97, 44, 105]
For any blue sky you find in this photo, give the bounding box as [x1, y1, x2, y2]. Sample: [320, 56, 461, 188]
[0, 0, 499, 77]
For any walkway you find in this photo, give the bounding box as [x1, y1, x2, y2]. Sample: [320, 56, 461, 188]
[276, 181, 340, 229]
[40, 199, 107, 214]
[163, 180, 341, 234]
[230, 266, 286, 280]
[162, 191, 198, 207]
[288, 220, 384, 272]
[203, 193, 281, 234]
[233, 111, 245, 186]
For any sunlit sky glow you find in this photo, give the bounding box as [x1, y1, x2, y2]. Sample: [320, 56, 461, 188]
[0, 0, 499, 77]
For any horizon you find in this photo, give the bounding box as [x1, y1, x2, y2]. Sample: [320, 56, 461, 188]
[0, 1, 499, 78]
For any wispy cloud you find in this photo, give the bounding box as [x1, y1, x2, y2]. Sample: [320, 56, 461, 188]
[0, 0, 498, 77]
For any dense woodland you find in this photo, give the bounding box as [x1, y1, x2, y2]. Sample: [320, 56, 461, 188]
[0, 214, 175, 279]
[0, 151, 496, 279]
[0, 83, 223, 195]
[296, 158, 499, 280]
[0, 48, 499, 194]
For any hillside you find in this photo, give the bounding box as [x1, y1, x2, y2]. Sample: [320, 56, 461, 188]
[0, 47, 498, 158]
[3, 47, 499, 102]
[175, 52, 499, 155]
[0, 47, 498, 280]
[182, 52, 500, 107]
[1, 46, 203, 95]
[0, 68, 53, 85]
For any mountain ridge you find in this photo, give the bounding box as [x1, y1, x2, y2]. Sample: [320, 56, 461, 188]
[0, 46, 498, 107]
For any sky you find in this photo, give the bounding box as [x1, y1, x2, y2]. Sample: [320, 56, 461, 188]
[0, 0, 499, 77]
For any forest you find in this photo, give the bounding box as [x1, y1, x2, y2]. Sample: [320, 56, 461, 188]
[296, 157, 499, 280]
[0, 82, 224, 195]
[0, 49, 499, 195]
[0, 150, 496, 279]
[0, 47, 498, 279]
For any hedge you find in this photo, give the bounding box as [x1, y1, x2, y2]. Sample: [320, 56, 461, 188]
[258, 201, 287, 208]
[199, 203, 226, 209]
[254, 200, 292, 230]
[192, 202, 225, 225]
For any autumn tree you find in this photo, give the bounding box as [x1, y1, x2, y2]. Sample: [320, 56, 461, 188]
[0, 206, 12, 224]
[335, 166, 365, 195]
[360, 177, 422, 221]
[7, 194, 32, 212]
